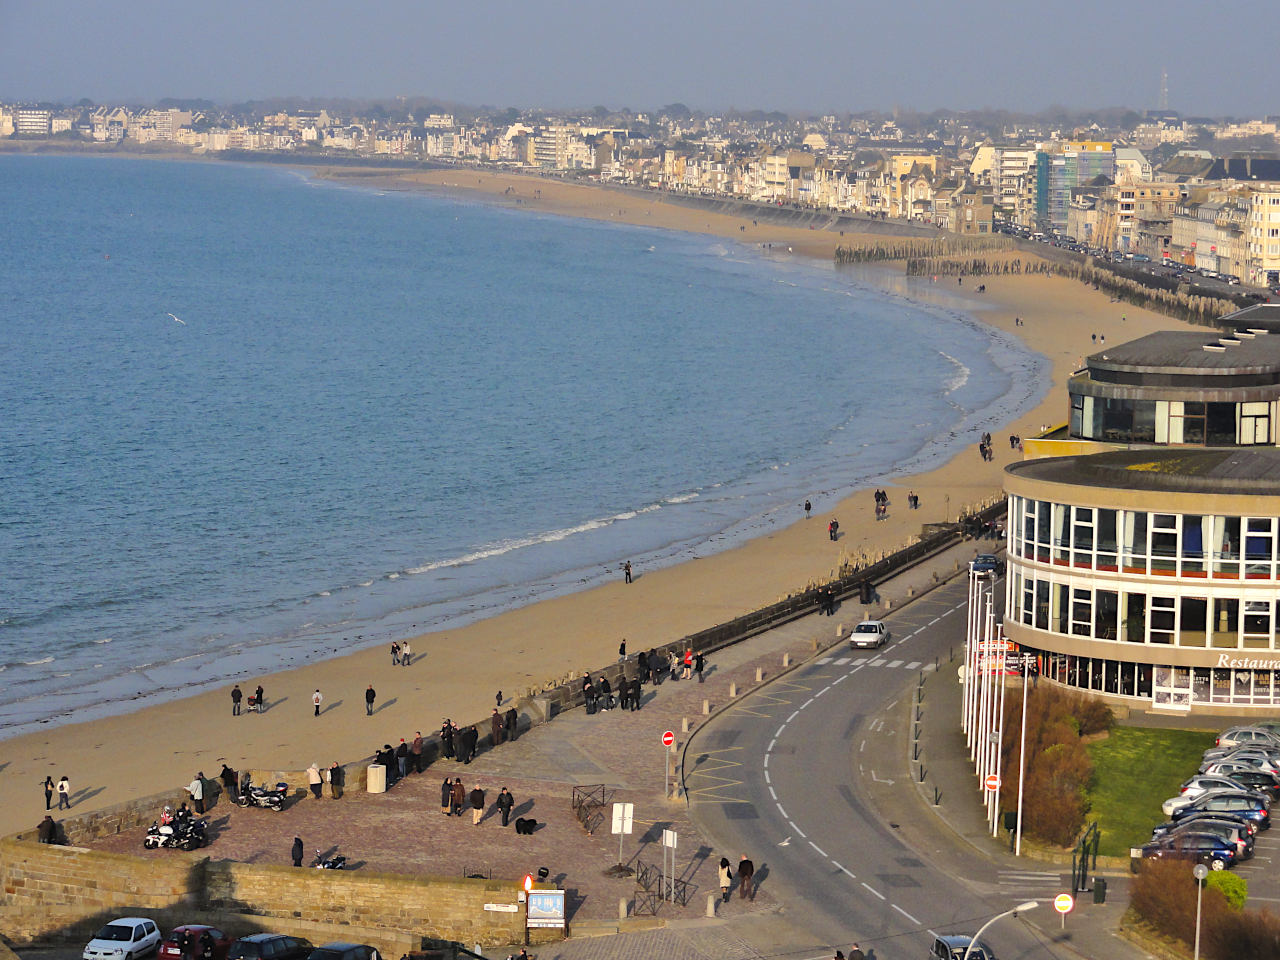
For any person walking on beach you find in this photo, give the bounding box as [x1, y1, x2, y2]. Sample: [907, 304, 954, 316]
[623, 560, 632, 584]
[469, 784, 486, 825]
[496, 787, 514, 826]
[187, 772, 205, 814]
[312, 689, 323, 717]
[401, 640, 411, 666]
[738, 853, 755, 900]
[329, 762, 344, 799]
[804, 498, 812, 518]
[43, 775, 54, 810]
[231, 684, 242, 716]
[365, 684, 376, 716]
[718, 857, 733, 902]
[307, 763, 323, 800]
[390, 641, 400, 666]
[291, 836, 304, 867]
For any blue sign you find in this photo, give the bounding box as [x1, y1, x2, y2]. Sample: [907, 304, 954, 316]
[526, 890, 565, 928]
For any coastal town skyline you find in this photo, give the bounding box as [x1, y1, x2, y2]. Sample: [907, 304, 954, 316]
[2, 0, 1276, 116]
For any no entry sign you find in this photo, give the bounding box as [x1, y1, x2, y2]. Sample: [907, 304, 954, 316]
[984, 774, 1001, 791]
[661, 730, 675, 747]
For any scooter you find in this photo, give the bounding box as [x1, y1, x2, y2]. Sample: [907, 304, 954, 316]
[236, 774, 289, 811]
[312, 848, 346, 869]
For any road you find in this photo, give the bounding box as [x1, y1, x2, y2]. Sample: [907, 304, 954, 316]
[685, 578, 1069, 960]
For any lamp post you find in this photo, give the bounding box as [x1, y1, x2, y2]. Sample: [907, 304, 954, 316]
[1015, 656, 1030, 856]
[961, 901, 1039, 960]
[1193, 863, 1208, 960]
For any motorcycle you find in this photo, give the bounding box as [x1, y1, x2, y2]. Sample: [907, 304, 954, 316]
[143, 817, 208, 850]
[236, 774, 289, 811]
[312, 848, 346, 870]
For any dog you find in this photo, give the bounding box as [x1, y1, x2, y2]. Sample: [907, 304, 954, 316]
[514, 817, 537, 835]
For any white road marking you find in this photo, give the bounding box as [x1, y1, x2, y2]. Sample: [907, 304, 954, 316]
[887, 660, 903, 668]
[787, 710, 800, 723]
[835, 657, 851, 665]
[817, 657, 833, 665]
[776, 802, 788, 819]
[763, 769, 771, 784]
[768, 786, 777, 799]
[861, 882, 886, 900]
[809, 841, 828, 857]
[767, 738, 777, 752]
[853, 657, 869, 665]
[870, 658, 886, 667]
[860, 739, 866, 752]
[906, 661, 922, 670]
[893, 903, 920, 924]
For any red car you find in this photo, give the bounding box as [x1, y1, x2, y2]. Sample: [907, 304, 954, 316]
[159, 927, 232, 960]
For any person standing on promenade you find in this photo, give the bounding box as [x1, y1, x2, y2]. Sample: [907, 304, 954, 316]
[599, 676, 613, 711]
[440, 777, 452, 815]
[505, 706, 519, 741]
[411, 731, 424, 773]
[682, 649, 694, 680]
[220, 763, 238, 803]
[491, 708, 504, 745]
[623, 560, 632, 584]
[630, 676, 642, 710]
[231, 684, 242, 716]
[312, 689, 323, 717]
[188, 772, 205, 814]
[637, 650, 649, 683]
[254, 684, 265, 713]
[466, 725, 480, 762]
[365, 684, 376, 716]
[737, 853, 755, 900]
[291, 836, 304, 867]
[329, 762, 344, 799]
[848, 944, 866, 960]
[496, 787, 514, 826]
[37, 815, 58, 844]
[582, 673, 596, 714]
[441, 720, 456, 759]
[307, 763, 323, 800]
[43, 775, 54, 810]
[618, 676, 631, 711]
[694, 651, 706, 683]
[718, 857, 733, 902]
[395, 739, 409, 779]
[401, 640, 411, 666]
[450, 777, 465, 817]
[618, 638, 626, 661]
[390, 641, 400, 666]
[469, 784, 486, 825]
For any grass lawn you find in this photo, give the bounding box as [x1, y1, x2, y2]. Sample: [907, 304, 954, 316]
[1085, 727, 1216, 857]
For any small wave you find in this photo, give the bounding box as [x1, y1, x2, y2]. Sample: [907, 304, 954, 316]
[317, 591, 331, 597]
[939, 351, 971, 394]
[387, 573, 400, 580]
[358, 580, 374, 588]
[23, 656, 53, 666]
[94, 637, 113, 644]
[665, 493, 698, 504]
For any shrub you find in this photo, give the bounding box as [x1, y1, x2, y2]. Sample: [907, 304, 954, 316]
[1131, 859, 1228, 948]
[1208, 907, 1280, 960]
[1207, 871, 1248, 911]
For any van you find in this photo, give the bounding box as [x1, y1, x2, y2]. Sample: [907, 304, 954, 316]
[930, 935, 996, 960]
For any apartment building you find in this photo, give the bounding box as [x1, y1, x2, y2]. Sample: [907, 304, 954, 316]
[1035, 141, 1115, 235]
[1247, 186, 1280, 287]
[14, 108, 52, 136]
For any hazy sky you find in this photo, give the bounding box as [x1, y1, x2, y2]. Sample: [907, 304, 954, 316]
[1, 0, 1274, 117]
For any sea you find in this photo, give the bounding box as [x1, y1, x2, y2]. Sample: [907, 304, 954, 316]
[0, 154, 1048, 736]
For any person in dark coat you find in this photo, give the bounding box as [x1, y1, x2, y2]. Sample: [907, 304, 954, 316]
[364, 684, 377, 716]
[395, 739, 409, 779]
[618, 677, 631, 711]
[411, 731, 424, 773]
[37, 815, 57, 844]
[491, 708, 504, 746]
[43, 776, 54, 810]
[648, 650, 660, 685]
[504, 706, 518, 741]
[231, 684, 242, 716]
[291, 836, 304, 867]
[599, 676, 613, 710]
[450, 777, 465, 816]
[178, 930, 194, 960]
[630, 676, 642, 711]
[469, 784, 486, 825]
[329, 761, 344, 799]
[496, 787, 515, 826]
[694, 651, 706, 683]
[220, 763, 239, 803]
[738, 854, 755, 900]
[441, 720, 455, 759]
[254, 684, 265, 713]
[848, 944, 866, 960]
[198, 931, 215, 960]
[581, 673, 596, 713]
[461, 725, 478, 763]
[637, 650, 649, 683]
[441, 777, 452, 815]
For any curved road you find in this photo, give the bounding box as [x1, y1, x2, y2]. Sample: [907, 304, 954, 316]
[685, 576, 1070, 960]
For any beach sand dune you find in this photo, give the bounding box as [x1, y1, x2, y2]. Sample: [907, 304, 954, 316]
[0, 172, 1192, 840]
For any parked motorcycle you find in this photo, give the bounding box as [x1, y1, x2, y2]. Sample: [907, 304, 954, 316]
[236, 774, 289, 811]
[312, 848, 346, 870]
[144, 817, 207, 850]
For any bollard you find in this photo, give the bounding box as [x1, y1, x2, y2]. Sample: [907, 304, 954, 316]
[835, 623, 844, 639]
[729, 682, 738, 698]
[681, 717, 690, 733]
[620, 898, 630, 920]
[918, 765, 927, 783]
[755, 667, 764, 682]
[706, 893, 717, 918]
[906, 587, 915, 598]
[702, 699, 710, 715]
[884, 599, 893, 610]
[811, 638, 819, 652]
[934, 786, 941, 806]
[913, 743, 920, 761]
[782, 653, 791, 668]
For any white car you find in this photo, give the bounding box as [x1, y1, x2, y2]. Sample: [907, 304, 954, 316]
[850, 620, 890, 649]
[84, 919, 160, 960]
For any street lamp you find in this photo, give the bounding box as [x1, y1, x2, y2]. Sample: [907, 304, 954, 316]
[961, 901, 1039, 960]
[1193, 863, 1209, 960]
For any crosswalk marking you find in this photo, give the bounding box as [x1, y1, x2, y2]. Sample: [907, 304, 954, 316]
[905, 661, 922, 670]
[835, 657, 852, 665]
[870, 658, 886, 667]
[853, 657, 868, 665]
[815, 656, 937, 672]
[817, 657, 833, 665]
[886, 660, 903, 669]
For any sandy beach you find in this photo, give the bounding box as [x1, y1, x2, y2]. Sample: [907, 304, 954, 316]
[0, 168, 1196, 840]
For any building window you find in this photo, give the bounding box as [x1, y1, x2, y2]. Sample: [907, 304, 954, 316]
[1240, 401, 1270, 445]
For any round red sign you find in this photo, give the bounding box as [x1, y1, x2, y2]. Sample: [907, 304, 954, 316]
[661, 730, 675, 747]
[984, 774, 1001, 791]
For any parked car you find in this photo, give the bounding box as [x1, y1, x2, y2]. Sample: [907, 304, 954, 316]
[1139, 832, 1239, 870]
[159, 927, 231, 960]
[970, 553, 1003, 575]
[1201, 750, 1280, 776]
[849, 620, 890, 649]
[1215, 726, 1280, 750]
[1172, 792, 1271, 829]
[1227, 769, 1280, 800]
[229, 936, 313, 960]
[84, 919, 161, 960]
[1151, 817, 1254, 856]
[307, 945, 380, 960]
[929, 934, 996, 960]
[1153, 810, 1257, 840]
[1162, 776, 1251, 816]
[229, 936, 314, 960]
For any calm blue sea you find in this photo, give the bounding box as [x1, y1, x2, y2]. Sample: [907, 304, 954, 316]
[0, 155, 1046, 734]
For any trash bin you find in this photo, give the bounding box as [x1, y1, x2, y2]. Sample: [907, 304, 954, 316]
[366, 763, 386, 794]
[1093, 877, 1107, 904]
[859, 580, 873, 604]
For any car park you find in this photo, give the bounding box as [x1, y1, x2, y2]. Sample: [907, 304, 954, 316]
[1172, 792, 1270, 829]
[159, 927, 231, 960]
[1154, 810, 1257, 840]
[1139, 832, 1239, 870]
[1214, 727, 1280, 750]
[229, 936, 314, 960]
[1201, 759, 1274, 779]
[84, 919, 161, 960]
[929, 934, 996, 960]
[1151, 817, 1254, 858]
[1161, 776, 1252, 816]
[850, 620, 890, 649]
[1223, 769, 1280, 800]
[307, 945, 381, 960]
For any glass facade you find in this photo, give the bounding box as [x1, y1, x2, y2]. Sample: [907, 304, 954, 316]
[1069, 395, 1272, 445]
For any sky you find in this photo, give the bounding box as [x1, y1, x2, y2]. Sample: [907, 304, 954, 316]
[1, 0, 1275, 118]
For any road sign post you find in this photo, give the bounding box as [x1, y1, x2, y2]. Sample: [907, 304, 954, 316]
[611, 801, 634, 866]
[662, 828, 678, 902]
[661, 730, 675, 798]
[1054, 892, 1073, 931]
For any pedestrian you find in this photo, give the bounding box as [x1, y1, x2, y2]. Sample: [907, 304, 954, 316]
[43, 775, 54, 810]
[450, 778, 466, 817]
[37, 814, 58, 844]
[291, 836, 304, 867]
[504, 706, 518, 741]
[254, 684, 265, 713]
[623, 560, 632, 584]
[828, 519, 835, 540]
[312, 689, 323, 717]
[401, 640, 412, 666]
[462, 725, 478, 763]
[329, 761, 344, 799]
[669, 650, 681, 682]
[496, 786, 515, 826]
[231, 684, 243, 716]
[391, 641, 400, 665]
[718, 857, 733, 902]
[834, 953, 845, 960]
[630, 676, 642, 711]
[694, 651, 706, 682]
[582, 673, 596, 714]
[441, 719, 456, 760]
[804, 498, 811, 518]
[682, 648, 693, 680]
[470, 783, 486, 825]
[395, 739, 408, 778]
[618, 677, 631, 711]
[440, 777, 453, 815]
[618, 638, 627, 661]
[307, 763, 323, 800]
[738, 854, 755, 900]
[365, 684, 376, 716]
[411, 731, 424, 773]
[187, 773, 205, 814]
[599, 676, 613, 711]
[637, 650, 649, 683]
[496, 689, 503, 707]
[491, 708, 504, 745]
[220, 763, 238, 803]
[848, 944, 866, 960]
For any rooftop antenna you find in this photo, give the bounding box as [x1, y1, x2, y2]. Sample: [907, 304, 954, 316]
[1158, 69, 1169, 112]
